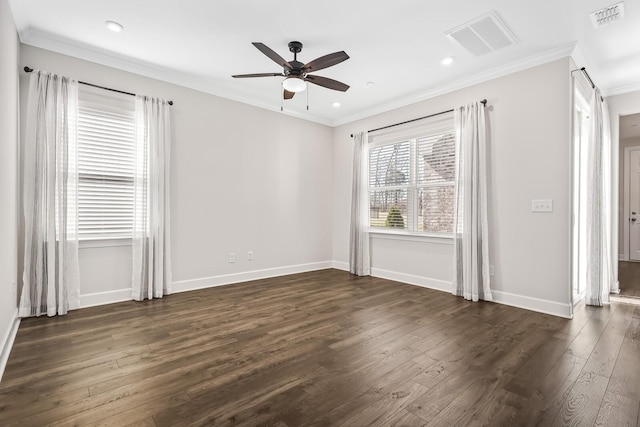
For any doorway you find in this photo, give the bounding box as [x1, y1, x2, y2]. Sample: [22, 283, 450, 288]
[618, 113, 640, 298]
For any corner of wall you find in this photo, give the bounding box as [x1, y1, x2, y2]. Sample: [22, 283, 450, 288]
[0, 0, 21, 381]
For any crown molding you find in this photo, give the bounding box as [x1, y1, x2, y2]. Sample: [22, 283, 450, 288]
[331, 41, 578, 127]
[602, 81, 640, 98]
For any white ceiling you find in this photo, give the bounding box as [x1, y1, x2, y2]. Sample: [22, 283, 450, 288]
[8, 0, 640, 126]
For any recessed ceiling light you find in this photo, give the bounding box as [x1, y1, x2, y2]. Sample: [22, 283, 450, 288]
[105, 21, 124, 32]
[332, 102, 341, 108]
[366, 81, 375, 86]
[441, 56, 455, 65]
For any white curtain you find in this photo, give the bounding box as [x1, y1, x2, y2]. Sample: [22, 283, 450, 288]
[20, 70, 80, 317]
[453, 102, 492, 302]
[132, 96, 172, 301]
[585, 89, 613, 306]
[349, 131, 370, 276]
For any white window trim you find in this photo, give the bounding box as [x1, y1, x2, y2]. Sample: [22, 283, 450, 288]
[367, 113, 456, 237]
[80, 238, 132, 249]
[369, 228, 453, 244]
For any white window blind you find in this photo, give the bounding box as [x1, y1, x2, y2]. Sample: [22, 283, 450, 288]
[78, 87, 136, 240]
[368, 113, 455, 234]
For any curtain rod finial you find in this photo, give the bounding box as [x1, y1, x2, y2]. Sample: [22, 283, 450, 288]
[24, 66, 33, 73]
[350, 133, 354, 138]
[481, 99, 487, 106]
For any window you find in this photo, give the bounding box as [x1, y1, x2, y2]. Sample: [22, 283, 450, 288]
[77, 87, 136, 240]
[571, 85, 591, 301]
[368, 113, 456, 234]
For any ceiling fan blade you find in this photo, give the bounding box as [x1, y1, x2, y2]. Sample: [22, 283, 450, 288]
[252, 42, 293, 70]
[232, 73, 284, 78]
[303, 51, 349, 73]
[305, 75, 350, 92]
[283, 90, 295, 100]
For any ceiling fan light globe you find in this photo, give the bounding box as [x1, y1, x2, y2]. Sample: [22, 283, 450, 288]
[283, 77, 307, 93]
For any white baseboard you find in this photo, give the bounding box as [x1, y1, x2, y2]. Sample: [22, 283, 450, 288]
[77, 261, 336, 307]
[75, 262, 574, 321]
[367, 266, 572, 319]
[332, 261, 349, 272]
[0, 309, 20, 382]
[171, 261, 334, 293]
[491, 290, 572, 319]
[79, 289, 132, 309]
[371, 267, 452, 293]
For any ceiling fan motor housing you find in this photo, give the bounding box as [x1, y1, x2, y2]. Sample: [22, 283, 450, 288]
[288, 41, 303, 54]
[287, 41, 305, 75]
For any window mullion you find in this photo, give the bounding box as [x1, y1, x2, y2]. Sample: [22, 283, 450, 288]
[409, 138, 418, 232]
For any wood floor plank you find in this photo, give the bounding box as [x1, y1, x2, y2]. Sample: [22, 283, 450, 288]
[550, 370, 610, 427]
[582, 303, 633, 378]
[1, 269, 638, 426]
[386, 409, 428, 427]
[594, 390, 640, 427]
[319, 360, 426, 424]
[607, 336, 640, 401]
[503, 336, 572, 398]
[339, 379, 429, 426]
[511, 353, 587, 426]
[405, 365, 485, 421]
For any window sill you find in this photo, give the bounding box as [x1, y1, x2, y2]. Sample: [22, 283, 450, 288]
[79, 238, 132, 249]
[368, 229, 453, 244]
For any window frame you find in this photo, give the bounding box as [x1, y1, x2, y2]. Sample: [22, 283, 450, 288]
[366, 114, 456, 239]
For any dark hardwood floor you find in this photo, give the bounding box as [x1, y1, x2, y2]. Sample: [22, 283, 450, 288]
[619, 261, 640, 298]
[1, 269, 639, 426]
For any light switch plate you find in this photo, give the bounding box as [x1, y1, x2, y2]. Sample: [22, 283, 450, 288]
[532, 199, 553, 212]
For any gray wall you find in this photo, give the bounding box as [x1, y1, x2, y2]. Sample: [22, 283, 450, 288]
[0, 0, 20, 375]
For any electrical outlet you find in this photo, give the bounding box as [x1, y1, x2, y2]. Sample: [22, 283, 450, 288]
[531, 199, 553, 213]
[12, 280, 16, 299]
[229, 252, 235, 263]
[489, 265, 495, 276]
[248, 251, 253, 261]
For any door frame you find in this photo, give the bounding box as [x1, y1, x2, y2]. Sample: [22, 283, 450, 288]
[622, 145, 640, 261]
[609, 101, 640, 296]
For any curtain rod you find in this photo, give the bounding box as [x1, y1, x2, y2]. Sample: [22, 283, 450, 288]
[571, 67, 603, 102]
[574, 67, 595, 89]
[23, 66, 174, 106]
[350, 99, 486, 138]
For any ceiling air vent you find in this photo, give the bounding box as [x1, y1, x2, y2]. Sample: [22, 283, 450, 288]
[445, 11, 518, 57]
[590, 2, 625, 28]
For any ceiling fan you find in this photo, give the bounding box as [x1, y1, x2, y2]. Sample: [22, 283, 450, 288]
[232, 41, 350, 100]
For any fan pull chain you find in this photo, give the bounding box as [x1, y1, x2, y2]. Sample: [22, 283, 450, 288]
[306, 85, 309, 111]
[281, 83, 284, 112]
